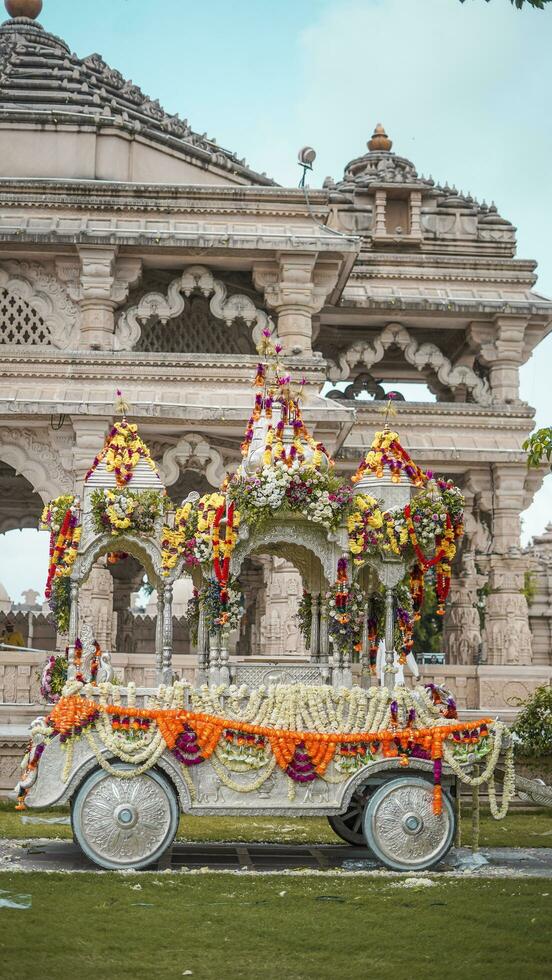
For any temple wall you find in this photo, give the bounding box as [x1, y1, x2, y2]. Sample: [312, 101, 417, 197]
[0, 611, 56, 651]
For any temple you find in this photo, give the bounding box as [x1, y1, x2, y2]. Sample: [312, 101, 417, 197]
[1, 0, 551, 792]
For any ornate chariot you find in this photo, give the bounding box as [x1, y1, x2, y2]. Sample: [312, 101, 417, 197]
[15, 344, 515, 872]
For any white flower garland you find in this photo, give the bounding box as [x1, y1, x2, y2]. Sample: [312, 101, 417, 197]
[53, 679, 513, 820]
[209, 753, 277, 793]
[442, 724, 504, 786]
[84, 729, 166, 779]
[487, 746, 516, 820]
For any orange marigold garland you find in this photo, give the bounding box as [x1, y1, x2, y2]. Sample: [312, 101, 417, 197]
[45, 694, 493, 814]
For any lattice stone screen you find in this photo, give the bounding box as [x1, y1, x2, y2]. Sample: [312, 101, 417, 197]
[136, 295, 255, 355]
[0, 289, 51, 345]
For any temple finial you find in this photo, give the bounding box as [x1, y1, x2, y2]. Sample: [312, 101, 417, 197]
[367, 123, 392, 152]
[4, 0, 42, 18]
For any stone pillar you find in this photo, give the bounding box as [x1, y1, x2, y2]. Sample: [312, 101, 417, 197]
[443, 552, 482, 665]
[488, 316, 528, 404]
[111, 560, 144, 654]
[253, 254, 340, 355]
[470, 315, 528, 405]
[310, 592, 320, 663]
[57, 249, 141, 351]
[72, 419, 110, 486]
[525, 524, 552, 666]
[256, 557, 306, 659]
[235, 558, 266, 658]
[373, 189, 387, 237]
[66, 580, 79, 679]
[155, 591, 164, 678]
[492, 463, 526, 555]
[360, 600, 371, 679]
[209, 632, 221, 685]
[161, 583, 173, 684]
[383, 586, 395, 690]
[319, 596, 329, 678]
[481, 551, 533, 666]
[410, 190, 422, 239]
[79, 561, 116, 651]
[219, 632, 230, 686]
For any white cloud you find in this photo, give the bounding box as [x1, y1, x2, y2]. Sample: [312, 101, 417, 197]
[0, 530, 49, 604]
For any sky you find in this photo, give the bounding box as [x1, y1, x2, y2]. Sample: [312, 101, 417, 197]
[1, 0, 551, 602]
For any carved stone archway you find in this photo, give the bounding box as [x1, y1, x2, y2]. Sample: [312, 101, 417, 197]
[115, 264, 274, 351]
[0, 462, 44, 534]
[0, 429, 72, 502]
[328, 322, 491, 405]
[72, 533, 165, 589]
[230, 519, 337, 591]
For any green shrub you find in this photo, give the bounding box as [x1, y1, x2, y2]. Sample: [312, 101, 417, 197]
[512, 685, 552, 756]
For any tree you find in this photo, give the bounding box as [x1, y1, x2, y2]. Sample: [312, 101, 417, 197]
[523, 427, 552, 468]
[460, 0, 551, 8]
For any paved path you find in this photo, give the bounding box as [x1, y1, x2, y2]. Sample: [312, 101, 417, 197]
[1, 838, 552, 876]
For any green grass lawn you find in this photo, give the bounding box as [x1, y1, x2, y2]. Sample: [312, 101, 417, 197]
[0, 872, 549, 980]
[0, 800, 550, 847]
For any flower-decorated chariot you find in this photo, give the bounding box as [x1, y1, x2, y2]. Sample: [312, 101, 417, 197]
[15, 341, 515, 871]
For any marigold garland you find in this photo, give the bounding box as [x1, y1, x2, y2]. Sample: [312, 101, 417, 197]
[352, 430, 427, 487]
[46, 692, 495, 813]
[85, 418, 159, 487]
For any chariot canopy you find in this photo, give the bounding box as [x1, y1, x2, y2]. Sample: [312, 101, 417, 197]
[39, 333, 465, 691]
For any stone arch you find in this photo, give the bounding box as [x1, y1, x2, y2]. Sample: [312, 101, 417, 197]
[0, 430, 72, 503]
[328, 322, 491, 405]
[114, 264, 274, 351]
[0, 463, 44, 534]
[230, 520, 337, 590]
[159, 434, 227, 490]
[0, 261, 80, 349]
[72, 533, 165, 588]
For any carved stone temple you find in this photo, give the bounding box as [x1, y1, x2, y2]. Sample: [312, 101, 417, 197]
[0, 0, 551, 788]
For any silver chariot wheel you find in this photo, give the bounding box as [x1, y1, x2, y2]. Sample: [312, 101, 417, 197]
[328, 786, 373, 846]
[72, 764, 179, 871]
[363, 776, 455, 872]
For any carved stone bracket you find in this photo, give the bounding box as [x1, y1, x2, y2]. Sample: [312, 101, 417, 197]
[115, 264, 273, 351]
[0, 260, 81, 349]
[158, 434, 227, 489]
[468, 316, 528, 405]
[57, 249, 142, 350]
[328, 321, 491, 405]
[253, 254, 341, 354]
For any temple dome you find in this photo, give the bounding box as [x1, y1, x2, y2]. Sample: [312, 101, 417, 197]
[0, 2, 273, 185]
[0, 581, 12, 614]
